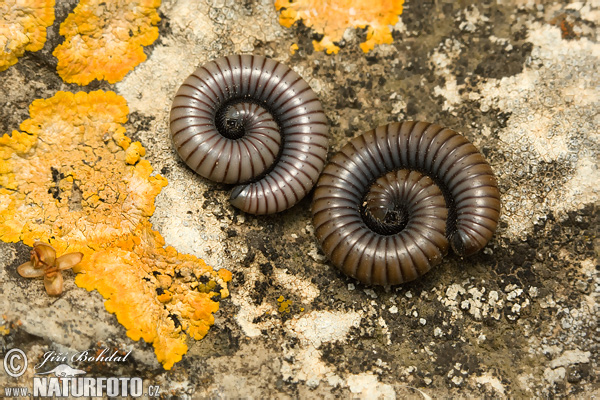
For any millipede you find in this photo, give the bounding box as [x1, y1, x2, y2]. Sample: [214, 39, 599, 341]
[312, 121, 501, 286]
[170, 54, 328, 214]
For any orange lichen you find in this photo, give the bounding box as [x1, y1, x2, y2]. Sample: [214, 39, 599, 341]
[0, 90, 162, 245]
[125, 141, 146, 164]
[0, 316, 9, 336]
[274, 0, 404, 54]
[0, 90, 231, 369]
[549, 13, 579, 40]
[81, 220, 229, 368]
[0, 0, 55, 71]
[277, 295, 293, 314]
[53, 0, 161, 85]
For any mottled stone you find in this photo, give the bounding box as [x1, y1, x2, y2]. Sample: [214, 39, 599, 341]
[1, 0, 598, 398]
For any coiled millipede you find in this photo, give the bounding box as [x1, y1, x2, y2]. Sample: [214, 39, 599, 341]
[312, 121, 501, 286]
[170, 55, 328, 214]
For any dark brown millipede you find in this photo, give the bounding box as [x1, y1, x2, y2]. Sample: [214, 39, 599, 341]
[312, 121, 501, 286]
[170, 54, 328, 214]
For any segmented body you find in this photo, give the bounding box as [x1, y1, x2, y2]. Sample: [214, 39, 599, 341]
[170, 55, 328, 214]
[312, 121, 501, 285]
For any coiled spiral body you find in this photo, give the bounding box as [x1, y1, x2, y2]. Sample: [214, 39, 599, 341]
[312, 121, 501, 285]
[170, 55, 328, 214]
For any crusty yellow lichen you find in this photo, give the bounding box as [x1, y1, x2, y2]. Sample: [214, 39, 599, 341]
[0, 91, 162, 244]
[0, 0, 55, 71]
[125, 141, 146, 164]
[274, 0, 404, 54]
[0, 90, 231, 370]
[0, 316, 9, 336]
[277, 295, 292, 314]
[82, 220, 230, 368]
[53, 0, 161, 85]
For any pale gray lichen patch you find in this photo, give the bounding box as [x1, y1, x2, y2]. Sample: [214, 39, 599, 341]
[430, 38, 464, 112]
[230, 252, 278, 338]
[346, 373, 397, 399]
[478, 22, 599, 239]
[211, 0, 283, 53]
[281, 310, 362, 388]
[456, 5, 490, 33]
[150, 176, 230, 268]
[272, 268, 320, 304]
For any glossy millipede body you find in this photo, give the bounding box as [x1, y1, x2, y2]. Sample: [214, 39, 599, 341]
[312, 121, 501, 286]
[170, 55, 328, 214]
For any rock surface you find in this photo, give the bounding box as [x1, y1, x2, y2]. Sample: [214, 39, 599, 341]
[1, 0, 598, 398]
